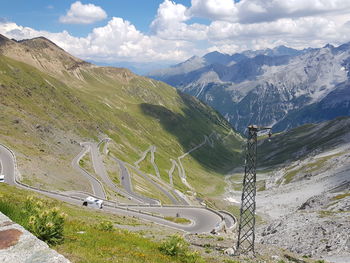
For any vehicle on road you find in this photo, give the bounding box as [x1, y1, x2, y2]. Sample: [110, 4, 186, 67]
[82, 196, 103, 209]
[0, 174, 4, 183]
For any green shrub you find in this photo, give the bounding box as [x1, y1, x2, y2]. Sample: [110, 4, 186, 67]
[0, 198, 25, 224]
[182, 251, 203, 263]
[159, 235, 204, 263]
[223, 259, 240, 263]
[23, 196, 67, 244]
[96, 220, 114, 232]
[159, 235, 188, 257]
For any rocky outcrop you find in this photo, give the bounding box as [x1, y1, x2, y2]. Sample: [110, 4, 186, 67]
[259, 212, 350, 262]
[0, 212, 70, 263]
[258, 191, 350, 263]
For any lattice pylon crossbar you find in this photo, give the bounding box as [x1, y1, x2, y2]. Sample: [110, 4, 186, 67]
[236, 127, 258, 255]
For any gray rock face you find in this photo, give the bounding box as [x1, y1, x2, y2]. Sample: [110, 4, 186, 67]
[149, 43, 350, 133]
[258, 191, 350, 262]
[259, 212, 350, 260]
[0, 212, 70, 263]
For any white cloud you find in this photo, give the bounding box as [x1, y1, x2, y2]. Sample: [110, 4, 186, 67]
[151, 0, 189, 30]
[154, 21, 208, 41]
[59, 1, 107, 24]
[150, 0, 350, 56]
[150, 0, 207, 41]
[236, 0, 350, 24]
[188, 0, 350, 24]
[0, 19, 192, 63]
[206, 15, 350, 53]
[206, 43, 240, 55]
[0, 21, 89, 53]
[188, 0, 238, 22]
[83, 17, 193, 62]
[150, 0, 190, 37]
[151, 0, 350, 48]
[1, 0, 350, 66]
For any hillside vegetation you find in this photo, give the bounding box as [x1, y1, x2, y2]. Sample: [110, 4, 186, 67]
[258, 116, 350, 168]
[0, 183, 207, 263]
[0, 34, 243, 197]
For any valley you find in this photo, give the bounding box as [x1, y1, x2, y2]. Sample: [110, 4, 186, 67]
[0, 34, 242, 198]
[0, 34, 349, 263]
[0, 35, 245, 262]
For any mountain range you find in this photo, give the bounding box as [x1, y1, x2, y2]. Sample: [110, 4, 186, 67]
[148, 44, 350, 133]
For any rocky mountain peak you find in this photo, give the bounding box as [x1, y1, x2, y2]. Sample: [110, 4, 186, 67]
[179, 55, 203, 65]
[335, 42, 350, 53]
[0, 34, 12, 47]
[149, 41, 350, 133]
[0, 33, 8, 41]
[0, 35, 92, 78]
[323, 43, 335, 49]
[18, 36, 66, 52]
[203, 51, 233, 65]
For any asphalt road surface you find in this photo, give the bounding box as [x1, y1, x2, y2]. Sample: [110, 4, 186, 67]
[114, 157, 159, 205]
[0, 144, 15, 185]
[0, 143, 232, 234]
[125, 162, 179, 204]
[71, 143, 106, 199]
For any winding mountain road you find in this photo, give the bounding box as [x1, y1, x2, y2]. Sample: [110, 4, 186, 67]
[114, 157, 159, 205]
[0, 143, 234, 234]
[71, 143, 106, 199]
[79, 141, 157, 204]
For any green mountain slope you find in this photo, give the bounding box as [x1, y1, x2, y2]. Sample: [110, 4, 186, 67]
[258, 116, 350, 168]
[0, 35, 243, 197]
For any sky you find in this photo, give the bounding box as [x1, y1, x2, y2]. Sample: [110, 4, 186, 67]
[1, 0, 350, 72]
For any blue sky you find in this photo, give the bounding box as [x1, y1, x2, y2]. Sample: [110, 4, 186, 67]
[1, 0, 350, 72]
[0, 1, 179, 35]
[0, 0, 211, 36]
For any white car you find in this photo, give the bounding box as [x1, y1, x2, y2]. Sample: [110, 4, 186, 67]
[0, 174, 4, 183]
[82, 196, 103, 209]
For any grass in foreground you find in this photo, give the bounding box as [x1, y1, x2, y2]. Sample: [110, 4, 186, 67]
[0, 184, 330, 263]
[0, 184, 203, 263]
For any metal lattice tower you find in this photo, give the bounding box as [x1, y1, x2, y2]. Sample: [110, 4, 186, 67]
[236, 125, 271, 255]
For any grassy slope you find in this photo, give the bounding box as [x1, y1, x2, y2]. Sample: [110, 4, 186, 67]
[0, 37, 243, 199]
[257, 116, 350, 168]
[0, 184, 200, 263]
[255, 117, 350, 186]
[0, 183, 326, 263]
